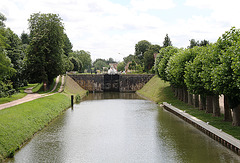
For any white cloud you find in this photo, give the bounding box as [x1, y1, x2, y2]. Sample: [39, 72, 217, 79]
[1, 0, 240, 61]
[130, 0, 176, 11]
[185, 0, 240, 27]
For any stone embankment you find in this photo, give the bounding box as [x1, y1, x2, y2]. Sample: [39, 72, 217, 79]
[163, 102, 240, 155]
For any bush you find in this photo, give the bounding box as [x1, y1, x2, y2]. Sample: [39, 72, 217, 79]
[75, 94, 81, 103]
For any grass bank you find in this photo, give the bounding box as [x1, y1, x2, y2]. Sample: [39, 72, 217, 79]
[0, 75, 87, 161]
[0, 84, 37, 105]
[63, 75, 88, 102]
[136, 75, 240, 140]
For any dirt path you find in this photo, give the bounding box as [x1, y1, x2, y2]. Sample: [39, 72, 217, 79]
[0, 75, 63, 110]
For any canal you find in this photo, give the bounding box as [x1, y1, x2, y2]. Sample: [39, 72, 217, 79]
[8, 93, 240, 162]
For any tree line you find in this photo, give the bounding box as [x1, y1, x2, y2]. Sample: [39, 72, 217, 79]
[0, 12, 91, 96]
[154, 27, 240, 126]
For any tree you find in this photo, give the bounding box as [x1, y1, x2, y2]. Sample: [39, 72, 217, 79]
[21, 31, 30, 44]
[93, 60, 108, 71]
[69, 56, 81, 72]
[106, 57, 116, 64]
[135, 40, 151, 64]
[166, 48, 197, 102]
[123, 54, 135, 65]
[0, 12, 6, 27]
[62, 55, 73, 72]
[63, 33, 72, 56]
[117, 62, 125, 72]
[188, 39, 209, 48]
[188, 39, 199, 49]
[157, 46, 178, 81]
[184, 45, 219, 113]
[27, 13, 65, 88]
[211, 27, 240, 125]
[143, 44, 161, 72]
[128, 61, 136, 70]
[163, 34, 172, 47]
[70, 50, 92, 72]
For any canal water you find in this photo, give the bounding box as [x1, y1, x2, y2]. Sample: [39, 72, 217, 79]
[8, 93, 240, 163]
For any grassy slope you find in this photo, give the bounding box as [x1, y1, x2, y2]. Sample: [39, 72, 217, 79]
[0, 75, 87, 161]
[137, 75, 240, 140]
[63, 75, 88, 99]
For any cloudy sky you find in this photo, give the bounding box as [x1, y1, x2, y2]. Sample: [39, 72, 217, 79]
[1, 0, 240, 61]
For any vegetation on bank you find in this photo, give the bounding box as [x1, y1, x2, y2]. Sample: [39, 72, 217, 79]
[0, 84, 37, 104]
[63, 75, 88, 102]
[137, 76, 240, 140]
[0, 93, 71, 161]
[0, 75, 87, 161]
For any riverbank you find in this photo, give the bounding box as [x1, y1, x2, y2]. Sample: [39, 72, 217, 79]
[136, 75, 240, 140]
[0, 75, 87, 162]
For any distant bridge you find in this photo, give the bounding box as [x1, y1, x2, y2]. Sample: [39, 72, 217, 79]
[68, 74, 154, 92]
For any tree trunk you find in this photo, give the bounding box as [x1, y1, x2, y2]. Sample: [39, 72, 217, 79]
[232, 104, 240, 126]
[206, 95, 213, 113]
[178, 88, 183, 101]
[212, 95, 220, 117]
[188, 92, 193, 106]
[183, 87, 188, 103]
[199, 95, 206, 110]
[193, 94, 199, 108]
[174, 87, 178, 97]
[224, 95, 232, 122]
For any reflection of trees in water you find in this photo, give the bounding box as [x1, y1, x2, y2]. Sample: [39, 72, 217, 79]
[156, 108, 240, 162]
[83, 92, 143, 101]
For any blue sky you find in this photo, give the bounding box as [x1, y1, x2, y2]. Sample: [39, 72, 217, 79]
[1, 0, 240, 61]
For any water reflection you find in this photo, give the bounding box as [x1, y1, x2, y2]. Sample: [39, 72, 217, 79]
[83, 92, 142, 101]
[8, 93, 240, 163]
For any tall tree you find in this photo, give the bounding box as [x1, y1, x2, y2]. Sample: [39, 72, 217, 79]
[135, 40, 151, 64]
[27, 13, 65, 88]
[0, 12, 6, 27]
[143, 44, 161, 72]
[211, 27, 240, 126]
[69, 50, 92, 72]
[188, 39, 199, 49]
[163, 34, 172, 47]
[63, 33, 72, 56]
[20, 31, 30, 45]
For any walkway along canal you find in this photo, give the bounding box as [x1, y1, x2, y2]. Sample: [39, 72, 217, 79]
[8, 93, 240, 162]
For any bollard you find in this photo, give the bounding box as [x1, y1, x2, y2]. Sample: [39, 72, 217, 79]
[71, 95, 74, 108]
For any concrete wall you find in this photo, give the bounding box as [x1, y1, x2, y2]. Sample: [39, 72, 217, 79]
[68, 74, 154, 92]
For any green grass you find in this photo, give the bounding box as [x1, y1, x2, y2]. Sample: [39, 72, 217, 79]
[32, 77, 60, 94]
[0, 84, 38, 104]
[0, 93, 71, 161]
[0, 75, 88, 161]
[137, 75, 240, 140]
[63, 75, 88, 101]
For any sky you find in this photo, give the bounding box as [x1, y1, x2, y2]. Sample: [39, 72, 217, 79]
[1, 0, 240, 61]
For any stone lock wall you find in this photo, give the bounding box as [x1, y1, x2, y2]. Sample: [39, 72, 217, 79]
[119, 74, 154, 92]
[69, 74, 104, 92]
[68, 74, 154, 92]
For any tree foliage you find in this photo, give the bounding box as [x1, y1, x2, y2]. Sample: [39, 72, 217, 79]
[135, 40, 151, 63]
[163, 34, 172, 47]
[155, 46, 178, 81]
[143, 44, 161, 72]
[27, 13, 65, 84]
[117, 61, 125, 72]
[70, 50, 92, 72]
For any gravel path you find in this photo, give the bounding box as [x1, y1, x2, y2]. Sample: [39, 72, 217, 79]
[0, 75, 63, 110]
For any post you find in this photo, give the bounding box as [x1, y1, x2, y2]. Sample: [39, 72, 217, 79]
[71, 95, 74, 108]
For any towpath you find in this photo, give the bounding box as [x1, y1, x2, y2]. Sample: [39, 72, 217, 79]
[0, 75, 64, 110]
